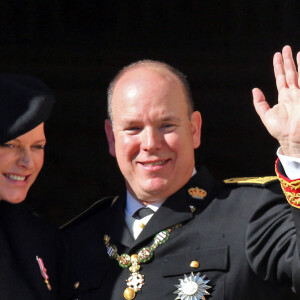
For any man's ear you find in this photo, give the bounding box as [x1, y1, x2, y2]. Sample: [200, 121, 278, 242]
[190, 111, 202, 149]
[105, 119, 116, 157]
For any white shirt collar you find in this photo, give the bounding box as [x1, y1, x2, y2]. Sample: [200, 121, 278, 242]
[126, 191, 162, 216]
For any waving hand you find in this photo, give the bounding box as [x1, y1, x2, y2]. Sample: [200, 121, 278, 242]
[253, 45, 300, 157]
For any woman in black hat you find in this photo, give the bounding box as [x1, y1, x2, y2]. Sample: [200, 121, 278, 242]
[0, 74, 66, 299]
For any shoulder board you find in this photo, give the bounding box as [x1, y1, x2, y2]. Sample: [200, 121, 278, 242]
[60, 196, 118, 230]
[224, 176, 278, 187]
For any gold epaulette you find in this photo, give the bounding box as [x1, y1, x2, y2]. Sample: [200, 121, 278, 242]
[224, 176, 278, 186]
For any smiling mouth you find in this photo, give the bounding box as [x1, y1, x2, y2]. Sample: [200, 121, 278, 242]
[141, 160, 169, 167]
[4, 174, 27, 181]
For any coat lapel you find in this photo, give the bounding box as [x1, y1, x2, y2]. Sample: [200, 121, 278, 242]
[104, 194, 135, 248]
[133, 187, 193, 247]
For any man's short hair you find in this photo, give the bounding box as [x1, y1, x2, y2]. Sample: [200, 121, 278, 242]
[107, 60, 194, 123]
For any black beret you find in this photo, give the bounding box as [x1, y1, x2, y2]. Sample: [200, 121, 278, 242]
[0, 74, 55, 144]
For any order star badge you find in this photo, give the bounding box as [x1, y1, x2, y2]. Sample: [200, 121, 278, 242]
[174, 272, 211, 300]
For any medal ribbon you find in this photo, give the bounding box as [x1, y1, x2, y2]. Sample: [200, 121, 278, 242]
[36, 256, 52, 291]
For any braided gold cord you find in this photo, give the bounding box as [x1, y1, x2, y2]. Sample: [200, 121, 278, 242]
[276, 165, 300, 209]
[280, 190, 300, 207]
[277, 177, 300, 190]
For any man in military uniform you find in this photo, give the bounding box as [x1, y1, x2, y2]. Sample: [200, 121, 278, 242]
[62, 45, 300, 299]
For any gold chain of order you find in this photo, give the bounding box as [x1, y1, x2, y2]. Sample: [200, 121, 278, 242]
[104, 223, 182, 299]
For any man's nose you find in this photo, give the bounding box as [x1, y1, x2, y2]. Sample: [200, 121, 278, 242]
[141, 128, 162, 152]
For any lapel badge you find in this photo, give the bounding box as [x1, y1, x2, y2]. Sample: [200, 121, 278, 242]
[36, 256, 52, 291]
[174, 272, 211, 300]
[188, 187, 207, 200]
[189, 205, 196, 213]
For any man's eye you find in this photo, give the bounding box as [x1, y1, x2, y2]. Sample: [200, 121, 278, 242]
[125, 127, 141, 132]
[161, 124, 175, 129]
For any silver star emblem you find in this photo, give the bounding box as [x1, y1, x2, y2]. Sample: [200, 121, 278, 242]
[174, 272, 211, 300]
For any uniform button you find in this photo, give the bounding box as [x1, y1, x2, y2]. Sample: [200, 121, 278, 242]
[190, 260, 200, 268]
[74, 282, 80, 289]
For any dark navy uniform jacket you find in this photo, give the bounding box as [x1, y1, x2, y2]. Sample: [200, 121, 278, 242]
[62, 165, 300, 299]
[0, 200, 67, 300]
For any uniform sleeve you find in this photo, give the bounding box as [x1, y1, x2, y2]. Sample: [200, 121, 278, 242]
[246, 162, 300, 294]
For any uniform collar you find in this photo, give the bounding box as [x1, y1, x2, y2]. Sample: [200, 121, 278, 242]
[108, 166, 223, 249]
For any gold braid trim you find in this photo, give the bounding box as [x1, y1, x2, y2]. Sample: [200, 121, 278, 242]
[275, 159, 300, 209]
[277, 177, 300, 190]
[224, 176, 277, 185]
